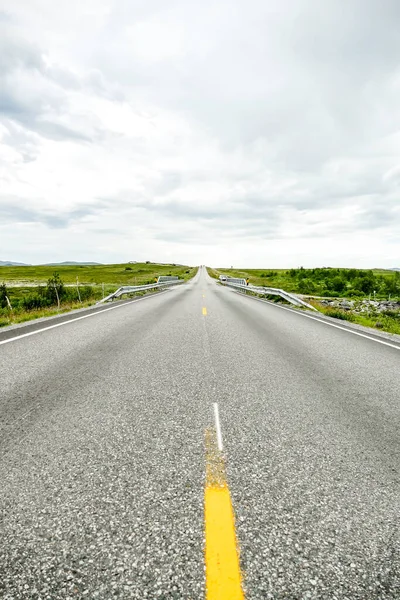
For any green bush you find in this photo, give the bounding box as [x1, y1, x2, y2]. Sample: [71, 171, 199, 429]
[0, 282, 8, 308]
[79, 286, 96, 301]
[21, 294, 51, 311]
[331, 276, 347, 293]
[321, 290, 341, 297]
[298, 278, 317, 294]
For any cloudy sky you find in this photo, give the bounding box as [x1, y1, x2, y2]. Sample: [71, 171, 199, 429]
[1, 0, 399, 267]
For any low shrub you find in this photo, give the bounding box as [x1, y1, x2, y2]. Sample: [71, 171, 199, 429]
[347, 289, 363, 297]
[321, 290, 341, 297]
[323, 308, 356, 321]
[20, 294, 51, 311]
[78, 286, 96, 301]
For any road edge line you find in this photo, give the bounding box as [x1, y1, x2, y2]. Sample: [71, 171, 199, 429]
[230, 291, 400, 352]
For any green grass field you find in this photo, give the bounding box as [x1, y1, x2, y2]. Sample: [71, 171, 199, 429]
[0, 263, 197, 327]
[1, 262, 197, 287]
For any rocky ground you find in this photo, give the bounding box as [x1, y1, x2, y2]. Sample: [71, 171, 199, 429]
[319, 298, 400, 314]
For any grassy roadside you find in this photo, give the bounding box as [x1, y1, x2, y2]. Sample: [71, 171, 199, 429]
[0, 263, 197, 328]
[207, 266, 400, 337]
[206, 267, 221, 280]
[309, 301, 400, 336]
[0, 298, 100, 328]
[0, 290, 159, 328]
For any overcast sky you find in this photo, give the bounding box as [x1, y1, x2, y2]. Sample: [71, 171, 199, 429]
[1, 0, 399, 267]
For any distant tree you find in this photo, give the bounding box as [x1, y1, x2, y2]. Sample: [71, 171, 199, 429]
[352, 275, 375, 294]
[298, 279, 316, 294]
[46, 272, 65, 308]
[385, 274, 400, 296]
[331, 276, 346, 293]
[347, 269, 358, 281]
[0, 282, 8, 308]
[298, 268, 307, 280]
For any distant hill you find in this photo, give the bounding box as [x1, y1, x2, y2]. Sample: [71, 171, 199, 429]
[1, 260, 104, 266]
[42, 261, 103, 266]
[0, 261, 31, 266]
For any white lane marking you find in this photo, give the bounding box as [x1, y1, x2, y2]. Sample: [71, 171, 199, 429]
[0, 290, 170, 346]
[239, 293, 400, 352]
[213, 402, 224, 452]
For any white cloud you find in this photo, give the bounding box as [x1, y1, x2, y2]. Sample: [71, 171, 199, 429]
[0, 0, 399, 267]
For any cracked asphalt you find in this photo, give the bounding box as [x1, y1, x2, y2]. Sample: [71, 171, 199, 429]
[1, 266, 399, 598]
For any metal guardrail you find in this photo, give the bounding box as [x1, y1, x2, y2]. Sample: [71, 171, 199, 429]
[157, 275, 179, 283]
[221, 280, 318, 311]
[98, 279, 184, 303]
[224, 276, 247, 285]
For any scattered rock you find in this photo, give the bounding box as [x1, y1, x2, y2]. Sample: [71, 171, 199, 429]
[317, 298, 400, 315]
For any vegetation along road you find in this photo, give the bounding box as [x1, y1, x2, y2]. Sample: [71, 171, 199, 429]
[0, 262, 197, 327]
[0, 267, 399, 598]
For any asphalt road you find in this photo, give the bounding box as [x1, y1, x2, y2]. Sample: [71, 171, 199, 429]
[1, 266, 399, 599]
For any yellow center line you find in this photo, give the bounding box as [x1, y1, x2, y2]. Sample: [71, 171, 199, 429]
[204, 429, 244, 600]
[202, 307, 207, 316]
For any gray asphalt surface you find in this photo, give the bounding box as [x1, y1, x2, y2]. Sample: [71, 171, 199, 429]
[1, 266, 399, 599]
